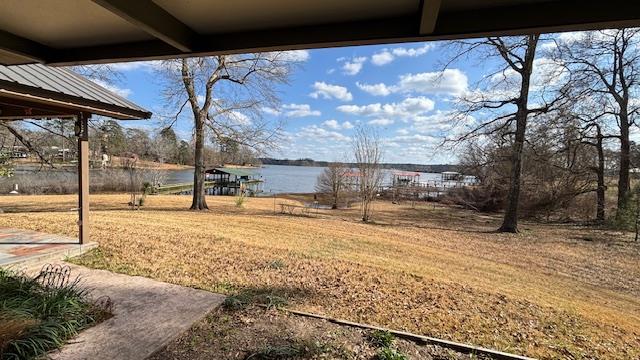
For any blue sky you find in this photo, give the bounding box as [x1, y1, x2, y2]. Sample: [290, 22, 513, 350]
[100, 41, 490, 164]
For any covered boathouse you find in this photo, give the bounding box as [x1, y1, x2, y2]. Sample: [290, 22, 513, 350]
[205, 167, 263, 196]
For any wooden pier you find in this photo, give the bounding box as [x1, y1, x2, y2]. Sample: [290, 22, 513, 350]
[154, 181, 218, 195]
[154, 167, 264, 196]
[383, 171, 478, 201]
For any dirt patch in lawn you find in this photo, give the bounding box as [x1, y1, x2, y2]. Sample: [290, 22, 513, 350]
[149, 306, 485, 360]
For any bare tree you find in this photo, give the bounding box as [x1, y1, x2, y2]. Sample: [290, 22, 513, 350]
[446, 35, 568, 232]
[353, 127, 383, 222]
[315, 162, 349, 209]
[157, 54, 299, 210]
[569, 101, 618, 223]
[552, 29, 640, 218]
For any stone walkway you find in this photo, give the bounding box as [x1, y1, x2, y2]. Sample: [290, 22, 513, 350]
[0, 228, 96, 267]
[48, 264, 225, 360]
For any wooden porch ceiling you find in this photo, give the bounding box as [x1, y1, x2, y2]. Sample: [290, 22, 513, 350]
[0, 0, 639, 66]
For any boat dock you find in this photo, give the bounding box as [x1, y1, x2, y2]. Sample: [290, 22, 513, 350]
[154, 167, 263, 196]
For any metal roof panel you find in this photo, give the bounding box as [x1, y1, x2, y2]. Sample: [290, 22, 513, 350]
[0, 63, 151, 119]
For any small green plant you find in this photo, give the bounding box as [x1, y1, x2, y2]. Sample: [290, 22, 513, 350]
[222, 295, 249, 310]
[609, 185, 640, 234]
[246, 339, 327, 359]
[142, 182, 153, 194]
[246, 344, 305, 359]
[235, 191, 246, 208]
[368, 330, 407, 360]
[369, 330, 395, 348]
[376, 347, 408, 360]
[268, 259, 286, 270]
[0, 268, 111, 359]
[222, 288, 288, 311]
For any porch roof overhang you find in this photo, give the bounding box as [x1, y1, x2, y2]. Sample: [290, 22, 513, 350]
[0, 64, 152, 120]
[1, 0, 639, 66]
[0, 64, 150, 246]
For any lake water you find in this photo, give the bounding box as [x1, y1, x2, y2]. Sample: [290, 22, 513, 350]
[163, 165, 473, 194]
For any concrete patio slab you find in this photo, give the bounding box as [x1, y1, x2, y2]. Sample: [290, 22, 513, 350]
[49, 264, 225, 360]
[0, 228, 97, 268]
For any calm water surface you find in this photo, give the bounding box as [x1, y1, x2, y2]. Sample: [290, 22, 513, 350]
[163, 165, 471, 194]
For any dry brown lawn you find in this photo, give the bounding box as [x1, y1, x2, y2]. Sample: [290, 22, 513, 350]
[1, 194, 639, 359]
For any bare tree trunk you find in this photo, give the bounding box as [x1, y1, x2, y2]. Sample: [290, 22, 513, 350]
[498, 108, 527, 233]
[498, 35, 538, 233]
[617, 109, 630, 215]
[596, 131, 606, 222]
[191, 113, 208, 210]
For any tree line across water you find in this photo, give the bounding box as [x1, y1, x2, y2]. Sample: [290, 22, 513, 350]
[259, 158, 460, 173]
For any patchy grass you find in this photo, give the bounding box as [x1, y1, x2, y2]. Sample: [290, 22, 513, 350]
[148, 306, 476, 360]
[1, 194, 640, 358]
[223, 288, 289, 311]
[376, 347, 408, 360]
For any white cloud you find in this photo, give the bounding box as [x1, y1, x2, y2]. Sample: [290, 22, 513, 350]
[282, 103, 321, 117]
[309, 82, 353, 101]
[323, 119, 341, 129]
[371, 50, 394, 66]
[337, 96, 435, 121]
[297, 125, 350, 142]
[341, 121, 354, 129]
[396, 69, 468, 96]
[391, 134, 439, 144]
[368, 118, 394, 126]
[411, 111, 462, 134]
[227, 111, 252, 126]
[355, 69, 467, 98]
[262, 107, 281, 116]
[323, 119, 354, 130]
[341, 56, 367, 75]
[284, 50, 311, 62]
[272, 50, 310, 62]
[370, 44, 435, 67]
[91, 78, 132, 98]
[489, 57, 567, 92]
[557, 31, 586, 44]
[392, 44, 434, 57]
[356, 82, 393, 96]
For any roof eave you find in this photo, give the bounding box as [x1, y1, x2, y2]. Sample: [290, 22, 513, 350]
[0, 79, 152, 120]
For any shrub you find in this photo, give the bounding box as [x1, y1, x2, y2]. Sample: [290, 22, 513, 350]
[235, 193, 245, 208]
[0, 168, 165, 195]
[442, 185, 505, 213]
[0, 268, 110, 359]
[610, 188, 640, 231]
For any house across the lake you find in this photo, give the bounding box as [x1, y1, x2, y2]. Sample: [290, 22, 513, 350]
[205, 167, 263, 196]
